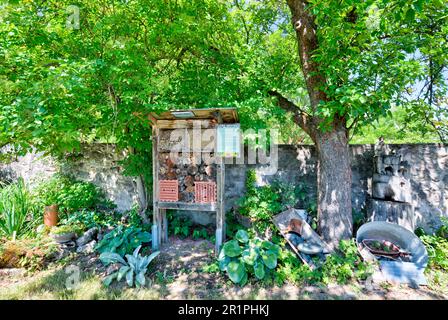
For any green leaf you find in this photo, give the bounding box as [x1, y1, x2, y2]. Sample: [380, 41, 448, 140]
[218, 251, 231, 271]
[239, 270, 248, 286]
[262, 251, 277, 269]
[235, 230, 249, 243]
[241, 247, 258, 266]
[222, 240, 242, 257]
[103, 273, 117, 287]
[253, 260, 265, 280]
[406, 8, 416, 22]
[135, 271, 146, 287]
[117, 266, 130, 282]
[126, 269, 134, 287]
[226, 260, 246, 283]
[99, 252, 126, 266]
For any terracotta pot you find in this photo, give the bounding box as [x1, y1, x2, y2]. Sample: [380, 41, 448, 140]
[44, 205, 59, 227]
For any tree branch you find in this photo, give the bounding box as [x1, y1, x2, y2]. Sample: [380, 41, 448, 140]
[268, 90, 314, 137]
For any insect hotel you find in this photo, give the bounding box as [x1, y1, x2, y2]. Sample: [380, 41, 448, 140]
[149, 108, 240, 253]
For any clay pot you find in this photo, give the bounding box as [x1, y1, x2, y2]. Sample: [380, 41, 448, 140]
[44, 205, 59, 227]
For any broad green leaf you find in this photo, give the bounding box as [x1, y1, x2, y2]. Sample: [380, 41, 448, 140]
[218, 256, 231, 272]
[226, 260, 246, 283]
[241, 247, 258, 266]
[126, 269, 134, 287]
[262, 251, 277, 269]
[235, 230, 249, 243]
[253, 260, 265, 280]
[117, 266, 130, 282]
[103, 273, 117, 287]
[99, 252, 126, 266]
[239, 270, 248, 286]
[222, 240, 242, 257]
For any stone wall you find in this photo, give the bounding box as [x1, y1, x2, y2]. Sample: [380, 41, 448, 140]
[60, 145, 140, 212]
[0, 150, 57, 186]
[1, 143, 447, 232]
[0, 145, 139, 212]
[224, 144, 448, 232]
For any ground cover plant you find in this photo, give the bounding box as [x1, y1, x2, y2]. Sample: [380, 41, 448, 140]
[100, 245, 160, 288]
[95, 225, 151, 257]
[218, 230, 281, 286]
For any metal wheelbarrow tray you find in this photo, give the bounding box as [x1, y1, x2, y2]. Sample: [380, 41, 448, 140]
[272, 208, 331, 270]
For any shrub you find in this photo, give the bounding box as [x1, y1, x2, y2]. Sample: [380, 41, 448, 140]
[0, 178, 38, 240]
[61, 209, 120, 231]
[95, 225, 151, 257]
[168, 212, 192, 238]
[236, 171, 282, 233]
[237, 170, 306, 234]
[32, 175, 110, 216]
[218, 230, 281, 286]
[419, 220, 448, 272]
[420, 235, 448, 271]
[100, 245, 159, 288]
[416, 220, 448, 272]
[320, 240, 373, 284]
[124, 206, 145, 228]
[436, 217, 448, 239]
[271, 180, 307, 209]
[275, 239, 373, 286]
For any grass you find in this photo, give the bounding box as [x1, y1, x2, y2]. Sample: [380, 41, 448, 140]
[0, 265, 164, 300]
[1, 236, 448, 300]
[2, 261, 447, 300]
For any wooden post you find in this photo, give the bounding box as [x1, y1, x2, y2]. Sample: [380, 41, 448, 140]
[152, 126, 161, 250]
[215, 155, 226, 254]
[161, 208, 168, 243]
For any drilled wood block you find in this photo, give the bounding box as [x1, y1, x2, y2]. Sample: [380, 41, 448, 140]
[194, 181, 217, 204]
[159, 180, 179, 202]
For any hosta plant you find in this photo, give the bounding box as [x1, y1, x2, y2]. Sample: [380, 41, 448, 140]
[95, 225, 151, 256]
[218, 230, 280, 286]
[100, 245, 159, 288]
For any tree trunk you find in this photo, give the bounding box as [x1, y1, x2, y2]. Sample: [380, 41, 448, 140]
[135, 174, 150, 224]
[315, 125, 353, 250]
[272, 1, 354, 249]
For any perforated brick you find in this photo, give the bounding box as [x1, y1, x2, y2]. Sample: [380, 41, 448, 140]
[159, 180, 179, 202]
[194, 181, 217, 203]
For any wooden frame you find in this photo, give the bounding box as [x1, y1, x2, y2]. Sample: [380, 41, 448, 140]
[150, 108, 238, 254]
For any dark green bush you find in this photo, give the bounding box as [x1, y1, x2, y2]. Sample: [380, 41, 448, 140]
[61, 209, 120, 231]
[33, 174, 112, 216]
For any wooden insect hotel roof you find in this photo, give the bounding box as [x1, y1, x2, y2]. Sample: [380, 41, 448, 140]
[148, 108, 239, 129]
